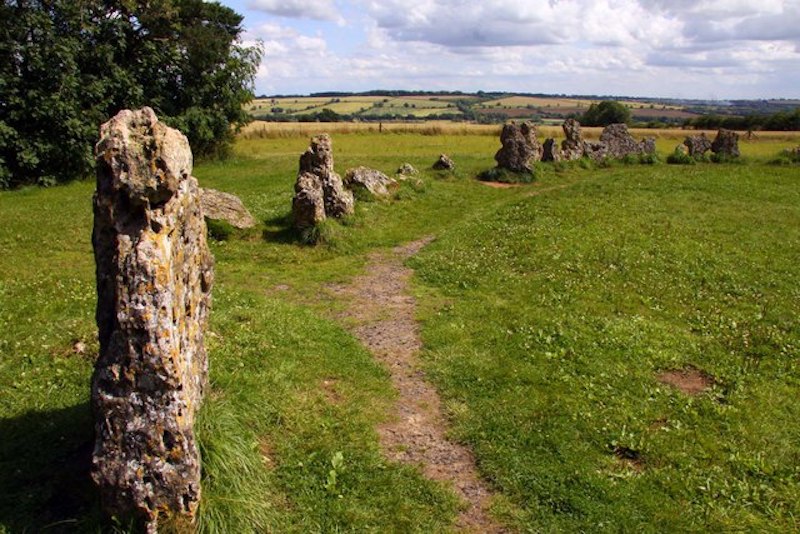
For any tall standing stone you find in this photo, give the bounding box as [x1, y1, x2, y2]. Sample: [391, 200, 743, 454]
[300, 134, 354, 218]
[92, 107, 213, 532]
[494, 122, 542, 173]
[292, 134, 354, 230]
[711, 129, 740, 158]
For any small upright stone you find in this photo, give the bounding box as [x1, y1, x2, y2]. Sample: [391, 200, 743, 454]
[494, 121, 542, 173]
[711, 129, 740, 158]
[292, 172, 326, 229]
[640, 137, 657, 156]
[683, 133, 712, 158]
[432, 153, 456, 171]
[560, 118, 585, 160]
[92, 107, 213, 531]
[541, 138, 561, 162]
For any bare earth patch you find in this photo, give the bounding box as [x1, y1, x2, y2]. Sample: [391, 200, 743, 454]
[328, 237, 504, 533]
[658, 367, 714, 396]
[480, 181, 526, 189]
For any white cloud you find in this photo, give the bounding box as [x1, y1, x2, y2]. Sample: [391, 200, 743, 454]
[247, 0, 343, 23]
[237, 0, 800, 98]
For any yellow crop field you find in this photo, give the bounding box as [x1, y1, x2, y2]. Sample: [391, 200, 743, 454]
[384, 98, 453, 109]
[480, 96, 594, 108]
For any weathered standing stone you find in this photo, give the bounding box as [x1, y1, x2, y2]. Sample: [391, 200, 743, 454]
[92, 107, 213, 532]
[583, 142, 609, 161]
[640, 137, 657, 156]
[344, 166, 397, 198]
[494, 122, 542, 173]
[600, 123, 642, 158]
[292, 172, 326, 228]
[683, 133, 712, 158]
[711, 129, 740, 158]
[541, 138, 561, 162]
[293, 134, 354, 226]
[561, 118, 585, 160]
[433, 153, 456, 171]
[200, 188, 256, 229]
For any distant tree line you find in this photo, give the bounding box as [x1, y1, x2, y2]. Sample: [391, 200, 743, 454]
[683, 108, 800, 131]
[0, 0, 261, 189]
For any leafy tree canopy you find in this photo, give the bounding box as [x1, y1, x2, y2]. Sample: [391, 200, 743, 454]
[580, 100, 631, 127]
[0, 0, 262, 188]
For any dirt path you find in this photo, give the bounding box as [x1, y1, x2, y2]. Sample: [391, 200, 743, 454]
[327, 237, 504, 533]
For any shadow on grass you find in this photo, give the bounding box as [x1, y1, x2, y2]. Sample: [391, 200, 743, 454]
[0, 402, 101, 532]
[262, 213, 301, 245]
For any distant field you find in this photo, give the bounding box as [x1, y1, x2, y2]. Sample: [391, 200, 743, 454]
[480, 96, 594, 108]
[245, 93, 798, 126]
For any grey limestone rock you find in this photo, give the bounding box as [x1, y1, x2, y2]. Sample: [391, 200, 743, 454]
[600, 123, 649, 159]
[344, 166, 397, 198]
[683, 133, 712, 158]
[432, 153, 456, 171]
[92, 107, 213, 532]
[200, 188, 256, 229]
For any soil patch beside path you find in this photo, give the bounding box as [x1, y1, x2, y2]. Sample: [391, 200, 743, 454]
[327, 237, 504, 533]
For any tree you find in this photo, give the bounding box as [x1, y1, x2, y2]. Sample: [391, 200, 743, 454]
[0, 0, 261, 188]
[580, 100, 631, 127]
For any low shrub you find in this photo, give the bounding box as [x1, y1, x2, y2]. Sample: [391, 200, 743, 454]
[666, 147, 695, 165]
[298, 218, 341, 246]
[768, 148, 800, 166]
[477, 167, 535, 184]
[710, 152, 744, 164]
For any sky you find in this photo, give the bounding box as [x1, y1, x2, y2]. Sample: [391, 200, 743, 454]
[218, 0, 800, 100]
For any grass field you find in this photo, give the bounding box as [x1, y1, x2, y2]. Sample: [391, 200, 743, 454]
[1, 128, 798, 531]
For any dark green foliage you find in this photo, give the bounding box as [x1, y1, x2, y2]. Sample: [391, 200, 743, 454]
[478, 167, 535, 183]
[0, 0, 261, 188]
[685, 107, 800, 131]
[710, 152, 745, 164]
[580, 100, 632, 126]
[666, 147, 696, 165]
[621, 153, 661, 165]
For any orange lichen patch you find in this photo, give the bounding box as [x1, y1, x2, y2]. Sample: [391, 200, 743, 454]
[657, 366, 715, 396]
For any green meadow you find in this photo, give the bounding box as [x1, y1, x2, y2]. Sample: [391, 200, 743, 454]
[0, 130, 798, 532]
